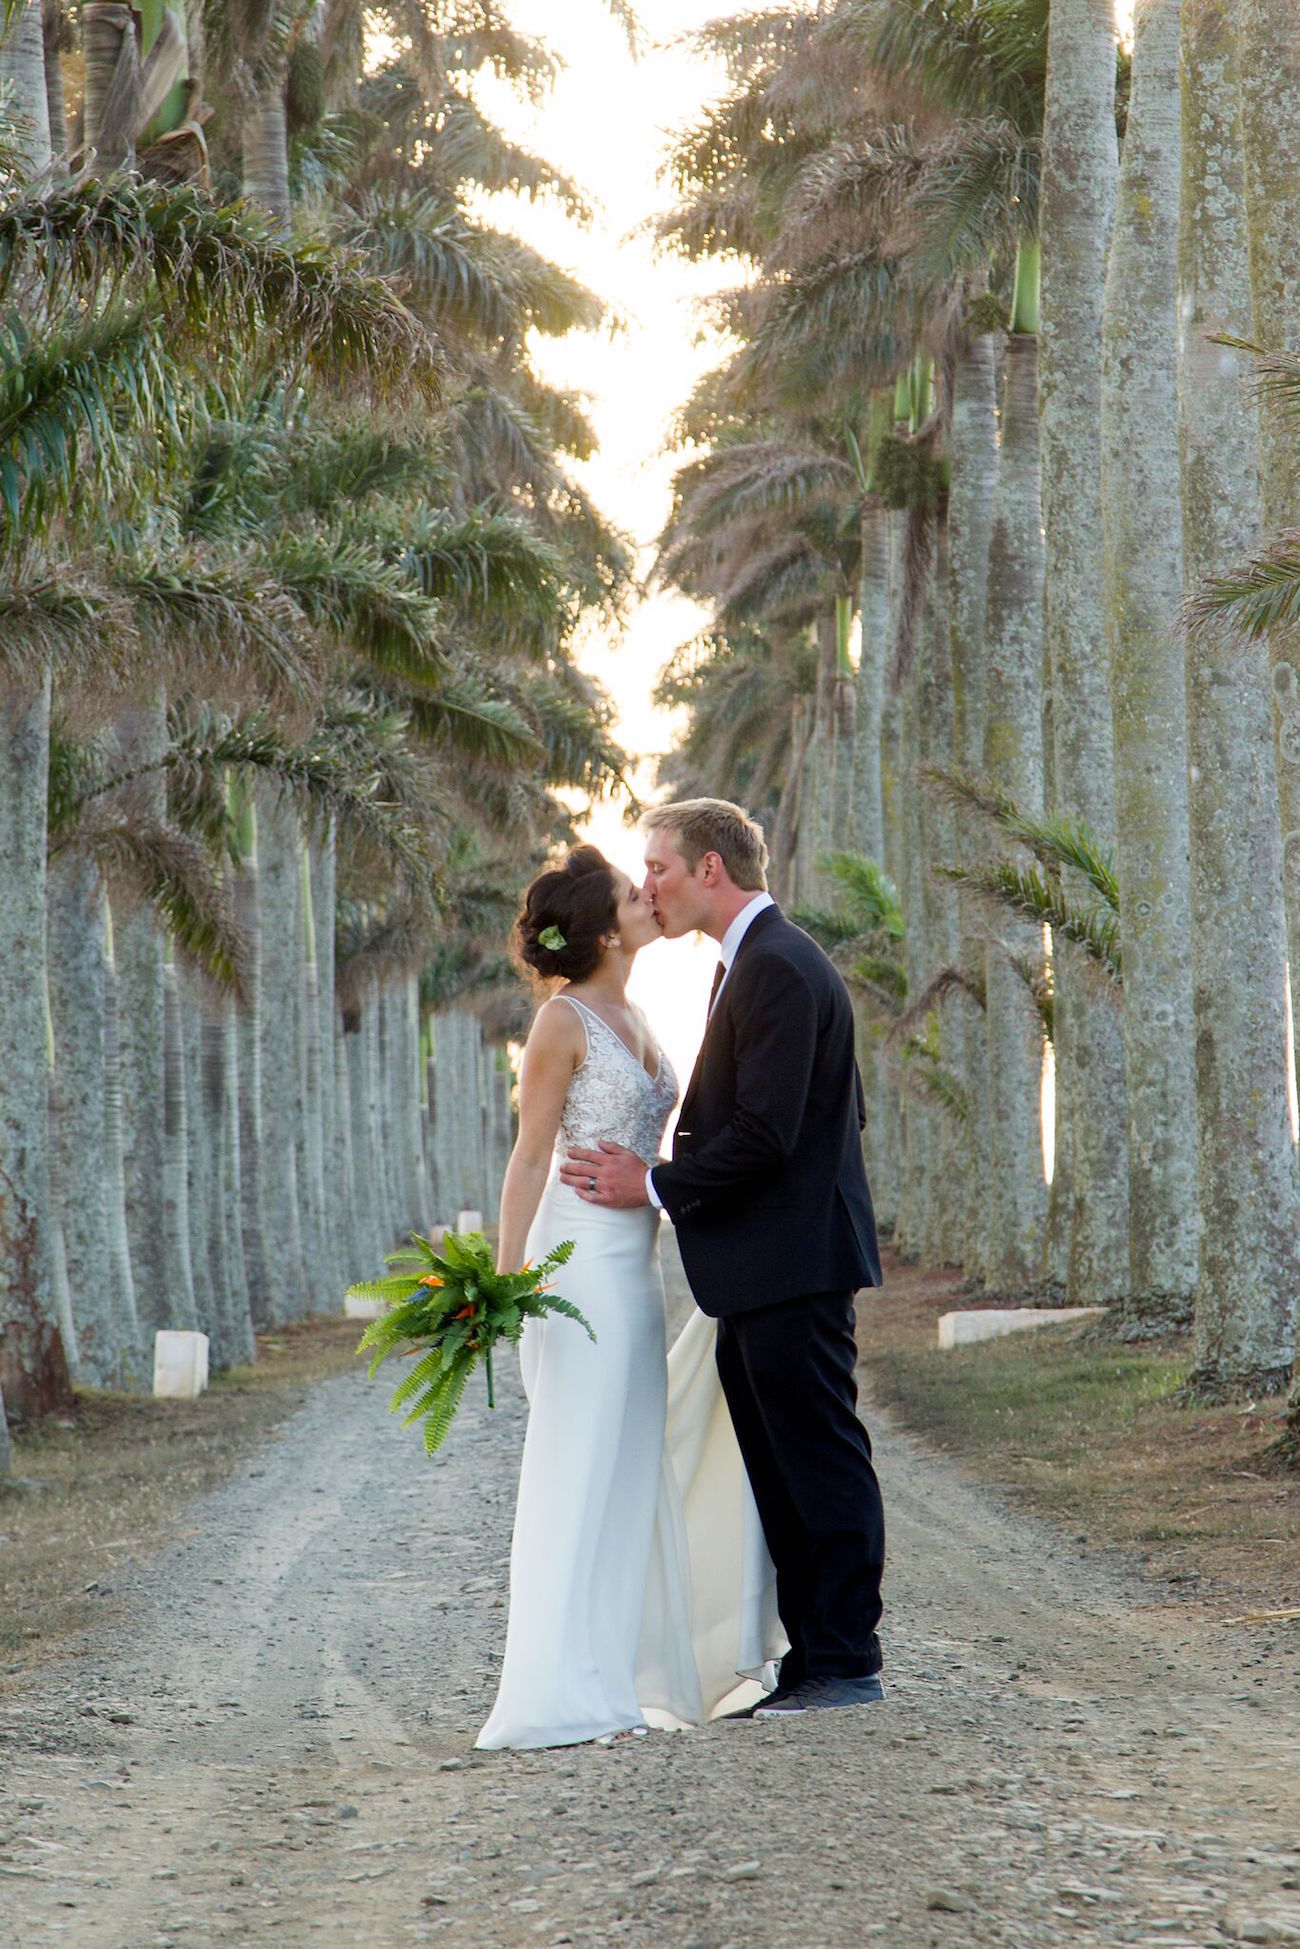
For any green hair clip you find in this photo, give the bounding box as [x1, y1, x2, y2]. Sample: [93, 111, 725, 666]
[538, 924, 567, 952]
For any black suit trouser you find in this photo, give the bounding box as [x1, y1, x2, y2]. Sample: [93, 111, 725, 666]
[715, 1290, 884, 1682]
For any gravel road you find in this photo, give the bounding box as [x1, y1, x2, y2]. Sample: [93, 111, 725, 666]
[2, 1234, 1299, 1949]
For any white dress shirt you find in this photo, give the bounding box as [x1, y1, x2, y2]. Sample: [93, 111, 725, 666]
[646, 892, 775, 1209]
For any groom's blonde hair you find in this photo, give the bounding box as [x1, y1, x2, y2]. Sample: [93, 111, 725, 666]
[643, 798, 769, 892]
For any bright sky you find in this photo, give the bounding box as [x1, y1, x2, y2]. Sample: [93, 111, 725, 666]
[473, 0, 744, 1083]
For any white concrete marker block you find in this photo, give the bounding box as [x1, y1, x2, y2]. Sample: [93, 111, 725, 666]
[937, 1306, 1105, 1350]
[153, 1329, 210, 1399]
[455, 1209, 483, 1236]
[344, 1294, 388, 1322]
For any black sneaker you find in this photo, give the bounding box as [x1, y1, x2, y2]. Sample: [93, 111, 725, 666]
[752, 1674, 885, 1716]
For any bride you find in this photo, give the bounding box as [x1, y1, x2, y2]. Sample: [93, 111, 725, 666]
[476, 844, 784, 1751]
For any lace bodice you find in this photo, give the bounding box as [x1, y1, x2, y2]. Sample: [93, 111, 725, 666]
[554, 995, 678, 1164]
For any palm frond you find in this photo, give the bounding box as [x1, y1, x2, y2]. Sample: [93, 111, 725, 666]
[0, 309, 173, 532]
[0, 569, 127, 681]
[925, 765, 1120, 908]
[823, 850, 906, 936]
[1186, 529, 1300, 642]
[939, 860, 1122, 985]
[64, 813, 250, 1001]
[0, 179, 445, 403]
[116, 553, 321, 705]
[885, 964, 985, 1048]
[266, 526, 444, 679]
[901, 1044, 971, 1125]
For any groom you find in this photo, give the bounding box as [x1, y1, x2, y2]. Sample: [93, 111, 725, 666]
[560, 798, 886, 1716]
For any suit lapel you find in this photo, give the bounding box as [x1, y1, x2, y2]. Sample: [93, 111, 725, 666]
[677, 904, 783, 1122]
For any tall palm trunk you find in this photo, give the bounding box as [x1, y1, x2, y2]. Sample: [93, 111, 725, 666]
[1038, 0, 1130, 1309]
[981, 291, 1049, 1293]
[1101, 0, 1199, 1327]
[335, 1022, 368, 1276]
[160, 955, 198, 1329]
[101, 906, 143, 1385]
[312, 828, 341, 1275]
[47, 857, 118, 1386]
[43, 0, 68, 158]
[296, 842, 328, 1296]
[895, 658, 933, 1260]
[232, 794, 274, 1328]
[214, 998, 255, 1365]
[348, 1007, 382, 1263]
[0, 674, 71, 1418]
[771, 695, 808, 904]
[0, 0, 53, 173]
[257, 790, 308, 1320]
[181, 972, 216, 1345]
[115, 701, 195, 1336]
[853, 501, 899, 1233]
[82, 2, 139, 168]
[947, 324, 999, 1284]
[1237, 0, 1300, 1440]
[918, 521, 963, 1265]
[1181, 0, 1298, 1396]
[243, 61, 291, 227]
[830, 592, 856, 841]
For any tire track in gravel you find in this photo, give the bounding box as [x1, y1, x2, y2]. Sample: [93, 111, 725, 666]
[2, 1233, 1298, 1949]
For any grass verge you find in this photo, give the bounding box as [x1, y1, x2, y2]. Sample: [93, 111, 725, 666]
[859, 1254, 1300, 1619]
[0, 1318, 362, 1685]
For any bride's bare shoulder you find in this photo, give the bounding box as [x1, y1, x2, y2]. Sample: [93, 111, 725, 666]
[528, 991, 587, 1057]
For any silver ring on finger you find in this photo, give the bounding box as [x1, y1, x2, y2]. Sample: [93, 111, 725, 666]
[588, 1177, 597, 1193]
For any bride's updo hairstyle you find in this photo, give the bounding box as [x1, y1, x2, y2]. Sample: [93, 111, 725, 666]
[515, 845, 619, 984]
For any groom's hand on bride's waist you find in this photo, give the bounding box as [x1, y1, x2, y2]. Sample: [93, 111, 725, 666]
[560, 1142, 652, 1208]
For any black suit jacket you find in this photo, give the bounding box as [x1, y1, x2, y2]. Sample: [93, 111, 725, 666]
[650, 905, 881, 1317]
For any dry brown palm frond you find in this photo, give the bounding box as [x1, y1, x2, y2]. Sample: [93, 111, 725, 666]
[335, 896, 440, 1015]
[62, 808, 251, 1003]
[884, 964, 985, 1049]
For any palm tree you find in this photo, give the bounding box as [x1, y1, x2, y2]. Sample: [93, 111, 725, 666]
[1178, 0, 1299, 1403]
[1037, 0, 1129, 1310]
[1100, 0, 1199, 1328]
[1237, 0, 1300, 1063]
[0, 178, 439, 1412]
[0, 2, 53, 173]
[978, 239, 1049, 1293]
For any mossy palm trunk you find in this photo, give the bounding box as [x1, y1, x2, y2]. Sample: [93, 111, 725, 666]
[1101, 0, 1199, 1326]
[47, 858, 122, 1387]
[1038, 0, 1130, 1308]
[1181, 0, 1299, 1395]
[0, 676, 71, 1418]
[981, 328, 1048, 1292]
[947, 328, 999, 1284]
[853, 502, 899, 1232]
[1237, 0, 1300, 1436]
[918, 526, 963, 1265]
[258, 791, 308, 1320]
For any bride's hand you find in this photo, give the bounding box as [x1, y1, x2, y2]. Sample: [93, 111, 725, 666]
[560, 1141, 652, 1208]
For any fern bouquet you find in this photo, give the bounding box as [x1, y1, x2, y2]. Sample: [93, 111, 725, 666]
[348, 1230, 591, 1453]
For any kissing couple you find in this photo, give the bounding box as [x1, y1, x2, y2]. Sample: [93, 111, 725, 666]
[476, 798, 886, 1750]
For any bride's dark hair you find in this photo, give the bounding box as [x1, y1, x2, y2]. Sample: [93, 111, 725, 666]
[514, 845, 619, 984]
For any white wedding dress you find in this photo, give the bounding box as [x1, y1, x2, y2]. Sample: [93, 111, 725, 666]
[475, 995, 785, 1751]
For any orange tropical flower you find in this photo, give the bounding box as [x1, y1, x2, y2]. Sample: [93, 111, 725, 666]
[418, 1274, 444, 1288]
[454, 1302, 478, 1321]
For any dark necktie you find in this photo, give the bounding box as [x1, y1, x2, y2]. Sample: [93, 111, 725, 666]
[706, 960, 726, 1019]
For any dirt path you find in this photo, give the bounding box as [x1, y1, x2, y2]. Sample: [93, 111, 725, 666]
[3, 1237, 1299, 1949]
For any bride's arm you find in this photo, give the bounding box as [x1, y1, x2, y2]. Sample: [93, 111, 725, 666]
[496, 999, 583, 1273]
